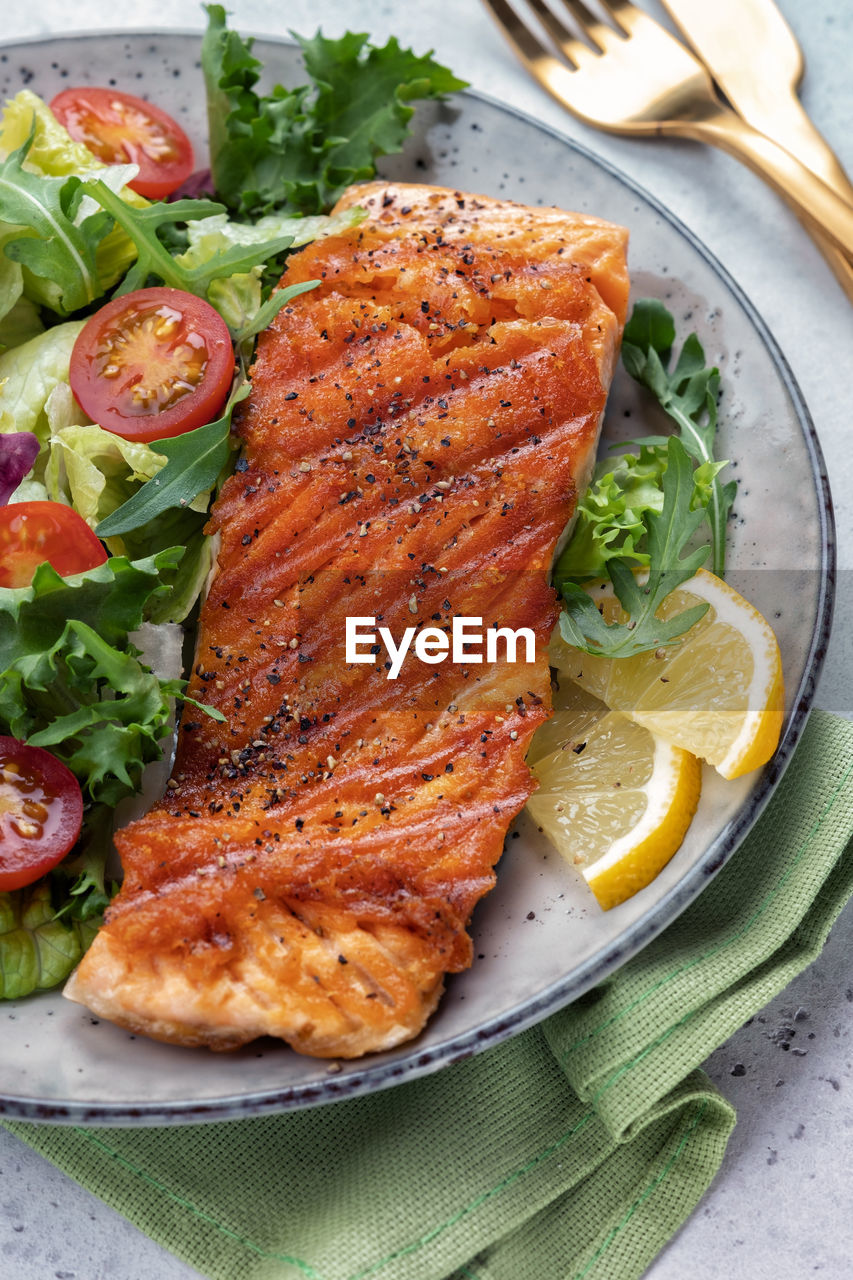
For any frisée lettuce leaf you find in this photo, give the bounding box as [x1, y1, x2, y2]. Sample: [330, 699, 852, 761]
[558, 438, 711, 658]
[201, 4, 467, 216]
[553, 442, 729, 585]
[0, 550, 224, 997]
[554, 300, 736, 659]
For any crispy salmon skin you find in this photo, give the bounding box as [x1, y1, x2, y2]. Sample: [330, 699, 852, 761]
[65, 183, 629, 1057]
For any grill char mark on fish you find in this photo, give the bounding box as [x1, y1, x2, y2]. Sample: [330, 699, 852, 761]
[65, 183, 629, 1057]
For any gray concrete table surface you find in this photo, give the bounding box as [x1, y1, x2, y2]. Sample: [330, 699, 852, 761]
[1, 1, 851, 1277]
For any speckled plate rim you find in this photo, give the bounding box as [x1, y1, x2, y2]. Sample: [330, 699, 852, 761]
[0, 28, 835, 1125]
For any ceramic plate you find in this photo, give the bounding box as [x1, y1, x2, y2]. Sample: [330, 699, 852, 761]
[0, 31, 834, 1124]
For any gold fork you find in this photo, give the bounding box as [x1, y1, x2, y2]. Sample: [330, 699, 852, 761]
[661, 0, 853, 299]
[483, 0, 853, 264]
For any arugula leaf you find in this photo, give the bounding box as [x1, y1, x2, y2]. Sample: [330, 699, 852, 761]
[0, 139, 111, 315]
[81, 179, 321, 342]
[201, 4, 467, 215]
[176, 208, 361, 349]
[621, 298, 736, 576]
[80, 178, 299, 304]
[553, 442, 729, 585]
[231, 279, 321, 344]
[95, 380, 250, 539]
[559, 439, 710, 658]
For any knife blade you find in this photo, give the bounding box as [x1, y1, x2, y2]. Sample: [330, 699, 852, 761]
[661, 0, 853, 297]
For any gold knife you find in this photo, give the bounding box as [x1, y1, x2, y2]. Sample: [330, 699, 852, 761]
[661, 0, 853, 300]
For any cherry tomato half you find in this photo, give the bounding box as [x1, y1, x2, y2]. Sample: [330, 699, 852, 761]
[0, 737, 84, 892]
[50, 87, 194, 200]
[0, 501, 107, 589]
[69, 287, 234, 444]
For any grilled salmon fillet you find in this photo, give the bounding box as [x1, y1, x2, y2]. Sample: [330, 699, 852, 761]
[65, 182, 629, 1057]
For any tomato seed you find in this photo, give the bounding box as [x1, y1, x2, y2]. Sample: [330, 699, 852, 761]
[12, 818, 41, 839]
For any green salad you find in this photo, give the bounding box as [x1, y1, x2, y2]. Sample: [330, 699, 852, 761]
[0, 7, 731, 1001]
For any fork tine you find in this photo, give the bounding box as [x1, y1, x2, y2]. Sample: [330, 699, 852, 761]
[484, 0, 580, 72]
[557, 0, 625, 53]
[483, 0, 853, 277]
[525, 0, 594, 64]
[595, 0, 637, 35]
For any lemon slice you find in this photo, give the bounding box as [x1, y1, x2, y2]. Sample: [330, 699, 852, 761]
[549, 568, 784, 780]
[527, 679, 701, 910]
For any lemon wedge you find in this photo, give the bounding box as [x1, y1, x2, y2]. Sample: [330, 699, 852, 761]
[527, 679, 701, 910]
[549, 568, 784, 780]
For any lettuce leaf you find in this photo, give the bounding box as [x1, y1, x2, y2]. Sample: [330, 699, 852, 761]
[0, 548, 227, 997]
[201, 4, 467, 215]
[0, 330, 212, 620]
[0, 547, 215, 1002]
[0, 549, 180, 666]
[0, 326, 221, 622]
[177, 204, 364, 339]
[44, 416, 167, 526]
[41, 412, 217, 621]
[19, 617, 186, 803]
[0, 89, 143, 293]
[0, 295, 43, 353]
[554, 445, 665, 585]
[554, 443, 729, 587]
[0, 881, 98, 1000]
[0, 549, 223, 806]
[0, 89, 118, 178]
[7, 474, 48, 503]
[0, 321, 85, 442]
[559, 439, 711, 658]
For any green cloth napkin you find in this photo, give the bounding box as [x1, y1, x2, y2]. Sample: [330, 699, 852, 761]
[6, 709, 853, 1280]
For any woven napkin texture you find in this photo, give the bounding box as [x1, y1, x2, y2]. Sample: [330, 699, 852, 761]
[6, 708, 853, 1280]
